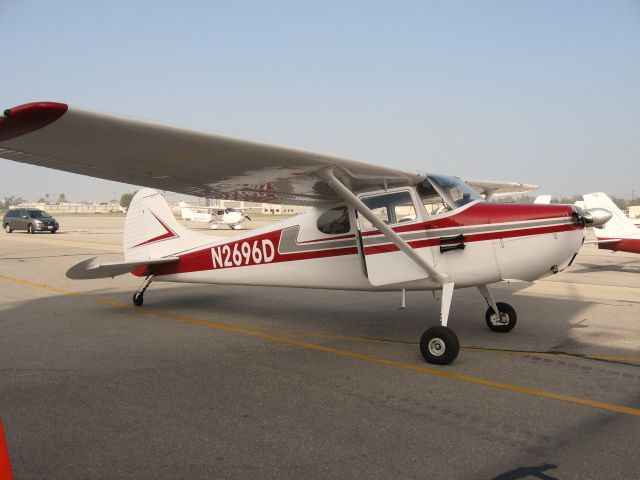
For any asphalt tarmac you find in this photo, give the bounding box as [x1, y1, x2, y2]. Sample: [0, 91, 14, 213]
[1, 216, 639, 480]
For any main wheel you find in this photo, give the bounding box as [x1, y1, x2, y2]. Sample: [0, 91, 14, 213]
[133, 292, 144, 307]
[27, 224, 34, 234]
[51, 229, 57, 234]
[4, 223, 11, 233]
[485, 302, 517, 332]
[420, 326, 460, 365]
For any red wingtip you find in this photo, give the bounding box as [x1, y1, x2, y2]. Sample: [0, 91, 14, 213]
[0, 415, 13, 480]
[0, 101, 68, 142]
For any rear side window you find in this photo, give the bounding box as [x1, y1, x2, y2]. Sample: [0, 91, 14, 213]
[317, 206, 351, 234]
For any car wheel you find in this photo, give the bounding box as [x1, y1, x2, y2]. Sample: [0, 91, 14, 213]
[51, 229, 57, 234]
[27, 223, 34, 234]
[4, 223, 12, 233]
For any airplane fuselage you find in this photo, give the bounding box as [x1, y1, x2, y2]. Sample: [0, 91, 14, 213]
[135, 200, 585, 292]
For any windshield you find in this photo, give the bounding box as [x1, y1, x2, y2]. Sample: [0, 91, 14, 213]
[422, 175, 481, 211]
[27, 210, 51, 218]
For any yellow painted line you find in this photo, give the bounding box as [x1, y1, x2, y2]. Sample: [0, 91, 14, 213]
[2, 273, 640, 417]
[253, 331, 640, 364]
[510, 280, 640, 303]
[249, 329, 397, 345]
[0, 236, 121, 252]
[0, 247, 63, 258]
[588, 355, 640, 362]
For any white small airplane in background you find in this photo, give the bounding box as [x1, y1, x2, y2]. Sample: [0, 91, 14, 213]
[178, 202, 252, 230]
[218, 208, 252, 230]
[0, 101, 612, 365]
[582, 192, 640, 254]
[534, 195, 552, 205]
[178, 202, 215, 223]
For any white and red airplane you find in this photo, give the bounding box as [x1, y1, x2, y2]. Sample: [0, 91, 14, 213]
[582, 192, 640, 254]
[0, 102, 612, 364]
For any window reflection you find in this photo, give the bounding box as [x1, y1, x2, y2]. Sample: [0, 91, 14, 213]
[420, 175, 481, 213]
[316, 206, 351, 234]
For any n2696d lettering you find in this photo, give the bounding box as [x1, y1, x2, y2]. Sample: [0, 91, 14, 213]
[211, 239, 275, 269]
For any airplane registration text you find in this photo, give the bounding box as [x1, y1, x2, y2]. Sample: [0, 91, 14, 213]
[211, 239, 276, 269]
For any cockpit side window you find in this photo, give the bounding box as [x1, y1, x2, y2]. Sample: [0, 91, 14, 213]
[420, 175, 481, 213]
[417, 181, 449, 216]
[358, 190, 417, 231]
[317, 206, 351, 234]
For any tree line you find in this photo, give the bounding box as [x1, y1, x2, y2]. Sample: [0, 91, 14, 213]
[1, 192, 138, 210]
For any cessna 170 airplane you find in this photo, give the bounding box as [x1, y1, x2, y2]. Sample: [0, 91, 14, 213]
[0, 102, 612, 364]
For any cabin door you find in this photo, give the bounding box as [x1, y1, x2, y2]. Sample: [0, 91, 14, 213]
[357, 189, 436, 286]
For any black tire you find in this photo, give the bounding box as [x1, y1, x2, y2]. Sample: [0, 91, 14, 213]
[27, 223, 34, 234]
[4, 223, 11, 233]
[485, 302, 517, 333]
[420, 326, 460, 365]
[51, 229, 57, 234]
[133, 293, 144, 307]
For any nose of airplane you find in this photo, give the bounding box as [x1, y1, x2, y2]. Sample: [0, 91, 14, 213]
[581, 208, 612, 228]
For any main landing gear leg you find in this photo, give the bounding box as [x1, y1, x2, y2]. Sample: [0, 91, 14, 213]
[477, 284, 517, 333]
[133, 275, 153, 307]
[420, 282, 460, 365]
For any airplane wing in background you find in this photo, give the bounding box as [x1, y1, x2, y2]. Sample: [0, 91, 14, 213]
[468, 180, 539, 200]
[0, 102, 423, 206]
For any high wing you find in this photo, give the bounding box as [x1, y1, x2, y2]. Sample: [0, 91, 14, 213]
[0, 102, 424, 205]
[468, 180, 539, 200]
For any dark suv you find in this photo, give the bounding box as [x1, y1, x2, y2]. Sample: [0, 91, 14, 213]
[3, 209, 59, 234]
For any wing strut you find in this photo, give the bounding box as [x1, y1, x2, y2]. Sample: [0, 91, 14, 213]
[321, 169, 448, 285]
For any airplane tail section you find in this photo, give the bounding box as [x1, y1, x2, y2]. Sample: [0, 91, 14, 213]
[67, 189, 214, 279]
[124, 189, 214, 262]
[583, 192, 637, 239]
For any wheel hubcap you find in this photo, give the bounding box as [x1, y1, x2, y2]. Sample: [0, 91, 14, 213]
[490, 312, 509, 326]
[428, 338, 446, 356]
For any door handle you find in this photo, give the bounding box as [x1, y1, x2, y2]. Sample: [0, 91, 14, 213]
[439, 234, 465, 253]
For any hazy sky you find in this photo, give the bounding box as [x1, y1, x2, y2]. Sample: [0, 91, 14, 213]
[1, 0, 639, 201]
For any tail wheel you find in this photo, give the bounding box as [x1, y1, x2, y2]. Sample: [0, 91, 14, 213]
[4, 223, 11, 233]
[27, 224, 34, 234]
[133, 293, 144, 307]
[485, 302, 517, 332]
[420, 326, 460, 365]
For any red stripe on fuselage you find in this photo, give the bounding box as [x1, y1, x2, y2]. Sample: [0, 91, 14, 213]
[145, 229, 358, 276]
[364, 223, 581, 255]
[361, 202, 575, 236]
[141, 216, 581, 278]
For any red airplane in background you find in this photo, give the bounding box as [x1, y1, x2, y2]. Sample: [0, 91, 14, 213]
[583, 193, 640, 255]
